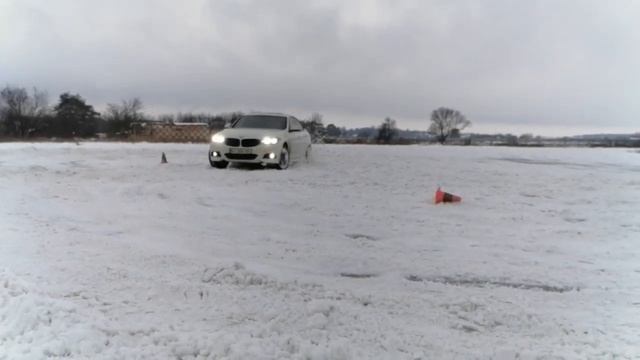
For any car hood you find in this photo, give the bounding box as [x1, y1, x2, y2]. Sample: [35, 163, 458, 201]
[217, 128, 286, 139]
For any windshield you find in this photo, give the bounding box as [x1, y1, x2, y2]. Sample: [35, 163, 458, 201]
[233, 115, 287, 130]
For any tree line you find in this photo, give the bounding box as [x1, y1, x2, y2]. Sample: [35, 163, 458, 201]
[0, 85, 142, 138]
[373, 107, 470, 144]
[0, 84, 471, 143]
[297, 109, 471, 145]
[0, 85, 242, 139]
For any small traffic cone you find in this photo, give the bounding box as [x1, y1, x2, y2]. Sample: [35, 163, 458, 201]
[161, 152, 168, 164]
[434, 187, 461, 204]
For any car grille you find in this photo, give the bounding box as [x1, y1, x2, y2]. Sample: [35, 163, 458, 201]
[241, 139, 260, 147]
[225, 153, 258, 160]
[224, 138, 260, 147]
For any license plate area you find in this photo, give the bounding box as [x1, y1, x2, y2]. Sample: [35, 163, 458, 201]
[229, 148, 252, 154]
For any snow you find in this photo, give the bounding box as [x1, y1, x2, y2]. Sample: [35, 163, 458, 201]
[1, 142, 639, 359]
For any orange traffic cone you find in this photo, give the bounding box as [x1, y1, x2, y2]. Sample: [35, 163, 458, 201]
[434, 187, 461, 204]
[161, 152, 168, 164]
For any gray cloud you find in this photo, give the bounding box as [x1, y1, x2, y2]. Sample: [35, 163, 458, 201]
[1, 0, 639, 134]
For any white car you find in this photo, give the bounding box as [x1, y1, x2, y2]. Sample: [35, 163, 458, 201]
[208, 113, 312, 169]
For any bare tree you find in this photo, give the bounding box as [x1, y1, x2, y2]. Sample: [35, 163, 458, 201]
[104, 97, 144, 135]
[157, 114, 175, 123]
[105, 98, 143, 121]
[0, 86, 49, 137]
[428, 107, 471, 144]
[301, 112, 326, 143]
[376, 117, 398, 144]
[310, 112, 323, 124]
[1, 87, 28, 113]
[27, 88, 49, 117]
[0, 86, 29, 136]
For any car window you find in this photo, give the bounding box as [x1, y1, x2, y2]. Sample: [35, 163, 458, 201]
[233, 115, 287, 130]
[290, 118, 303, 131]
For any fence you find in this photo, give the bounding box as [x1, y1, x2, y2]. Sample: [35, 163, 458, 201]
[131, 123, 217, 143]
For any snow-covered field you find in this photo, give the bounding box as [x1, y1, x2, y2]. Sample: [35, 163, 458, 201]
[1, 143, 639, 359]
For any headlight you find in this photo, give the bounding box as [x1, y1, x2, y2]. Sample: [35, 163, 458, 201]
[261, 136, 278, 145]
[211, 134, 225, 143]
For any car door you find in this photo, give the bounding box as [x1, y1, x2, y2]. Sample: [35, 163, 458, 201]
[288, 117, 304, 161]
[295, 118, 309, 160]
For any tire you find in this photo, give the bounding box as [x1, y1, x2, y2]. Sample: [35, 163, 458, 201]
[277, 145, 290, 170]
[209, 157, 228, 169]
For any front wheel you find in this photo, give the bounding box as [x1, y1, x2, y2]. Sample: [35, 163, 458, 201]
[277, 146, 289, 170]
[209, 158, 228, 169]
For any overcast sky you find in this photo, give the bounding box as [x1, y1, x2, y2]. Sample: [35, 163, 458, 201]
[1, 0, 638, 135]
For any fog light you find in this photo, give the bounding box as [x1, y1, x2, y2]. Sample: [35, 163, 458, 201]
[213, 151, 219, 157]
[268, 153, 276, 159]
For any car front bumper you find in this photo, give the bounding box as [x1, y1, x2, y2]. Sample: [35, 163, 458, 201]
[209, 143, 282, 164]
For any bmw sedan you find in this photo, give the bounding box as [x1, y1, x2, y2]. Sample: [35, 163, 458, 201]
[208, 113, 312, 169]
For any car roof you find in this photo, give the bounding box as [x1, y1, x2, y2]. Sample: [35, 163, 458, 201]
[246, 111, 292, 118]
